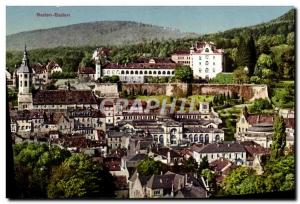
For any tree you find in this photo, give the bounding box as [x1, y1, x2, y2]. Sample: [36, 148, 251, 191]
[235, 35, 256, 75]
[233, 67, 249, 84]
[13, 143, 71, 198]
[47, 153, 115, 198]
[174, 65, 193, 83]
[249, 98, 272, 113]
[137, 158, 163, 176]
[222, 166, 259, 195]
[198, 156, 209, 175]
[263, 156, 295, 192]
[254, 54, 274, 77]
[271, 115, 286, 160]
[185, 157, 198, 172]
[286, 32, 295, 45]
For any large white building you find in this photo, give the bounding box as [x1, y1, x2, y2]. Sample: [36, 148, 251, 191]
[172, 42, 224, 79]
[92, 42, 224, 82]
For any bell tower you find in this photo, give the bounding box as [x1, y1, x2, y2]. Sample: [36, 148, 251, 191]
[17, 45, 33, 110]
[95, 59, 102, 81]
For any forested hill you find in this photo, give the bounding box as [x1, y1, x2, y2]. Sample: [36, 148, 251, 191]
[205, 9, 295, 40]
[6, 21, 196, 50]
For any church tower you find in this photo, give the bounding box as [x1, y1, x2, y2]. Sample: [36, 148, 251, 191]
[95, 59, 102, 81]
[17, 45, 33, 110]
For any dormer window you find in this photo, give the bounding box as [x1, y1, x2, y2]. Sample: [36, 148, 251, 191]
[205, 48, 209, 52]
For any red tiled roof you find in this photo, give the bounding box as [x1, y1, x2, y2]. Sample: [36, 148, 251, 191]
[246, 114, 274, 125]
[103, 157, 121, 171]
[240, 141, 270, 161]
[209, 158, 231, 172]
[32, 63, 47, 74]
[33, 90, 98, 105]
[78, 67, 95, 74]
[103, 62, 177, 70]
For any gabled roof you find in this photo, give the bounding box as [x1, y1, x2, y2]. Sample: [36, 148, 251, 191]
[78, 67, 95, 74]
[33, 90, 98, 105]
[195, 142, 246, 153]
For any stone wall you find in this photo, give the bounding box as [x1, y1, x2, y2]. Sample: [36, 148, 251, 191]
[122, 83, 269, 101]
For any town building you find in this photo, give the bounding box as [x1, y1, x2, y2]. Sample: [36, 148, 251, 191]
[128, 171, 208, 198]
[235, 110, 295, 148]
[192, 141, 247, 165]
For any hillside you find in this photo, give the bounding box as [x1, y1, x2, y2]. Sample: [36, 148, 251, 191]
[208, 9, 295, 39]
[6, 21, 196, 50]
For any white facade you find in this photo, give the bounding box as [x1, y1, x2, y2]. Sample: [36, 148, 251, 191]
[102, 67, 175, 83]
[190, 43, 223, 79]
[172, 42, 224, 79]
[95, 60, 101, 81]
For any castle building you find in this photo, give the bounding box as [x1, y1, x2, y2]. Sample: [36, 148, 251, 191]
[17, 45, 33, 110]
[172, 42, 224, 79]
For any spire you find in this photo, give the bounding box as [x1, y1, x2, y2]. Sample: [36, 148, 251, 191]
[21, 44, 29, 66]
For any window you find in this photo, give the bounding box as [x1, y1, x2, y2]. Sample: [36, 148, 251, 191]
[135, 71, 138, 75]
[154, 190, 160, 195]
[153, 71, 157, 74]
[149, 71, 152, 74]
[24, 74, 27, 78]
[205, 48, 209, 52]
[162, 71, 166, 75]
[20, 81, 22, 87]
[121, 70, 124, 74]
[205, 68, 209, 73]
[199, 62, 201, 65]
[205, 61, 209, 65]
[126, 71, 129, 74]
[130, 71, 134, 74]
[213, 62, 215, 65]
[144, 71, 148, 74]
[24, 81, 27, 87]
[213, 68, 215, 72]
[167, 71, 170, 75]
[205, 55, 209, 59]
[140, 71, 143, 74]
[199, 56, 202, 60]
[213, 56, 215, 59]
[158, 71, 161, 75]
[199, 69, 202, 73]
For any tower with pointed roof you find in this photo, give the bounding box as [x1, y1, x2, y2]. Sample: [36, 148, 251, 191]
[17, 45, 33, 110]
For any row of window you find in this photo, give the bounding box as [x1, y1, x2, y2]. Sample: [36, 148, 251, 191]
[199, 55, 216, 60]
[19, 80, 31, 87]
[199, 68, 216, 73]
[105, 70, 175, 76]
[199, 61, 216, 66]
[200, 152, 242, 160]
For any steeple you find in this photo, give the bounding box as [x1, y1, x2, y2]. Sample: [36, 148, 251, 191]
[22, 44, 29, 67]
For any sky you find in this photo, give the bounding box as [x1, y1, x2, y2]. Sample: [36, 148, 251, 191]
[6, 6, 293, 35]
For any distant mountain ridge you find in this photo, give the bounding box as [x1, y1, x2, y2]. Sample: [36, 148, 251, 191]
[6, 9, 295, 50]
[6, 21, 196, 50]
